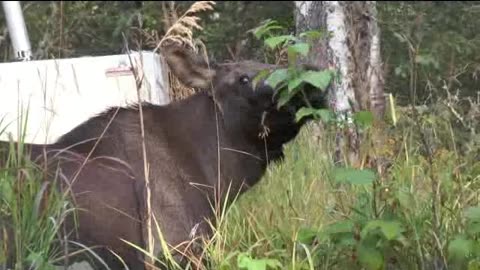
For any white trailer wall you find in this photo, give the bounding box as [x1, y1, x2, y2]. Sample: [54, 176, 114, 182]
[0, 51, 170, 144]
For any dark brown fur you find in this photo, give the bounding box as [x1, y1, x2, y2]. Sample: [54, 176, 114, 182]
[1, 45, 327, 270]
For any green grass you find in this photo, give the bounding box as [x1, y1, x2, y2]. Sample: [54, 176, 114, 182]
[0, 109, 109, 270]
[0, 141, 75, 270]
[202, 124, 334, 270]
[200, 101, 480, 270]
[1, 98, 479, 270]
[0, 108, 73, 270]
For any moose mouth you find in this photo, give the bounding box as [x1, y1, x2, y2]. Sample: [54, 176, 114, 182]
[257, 82, 325, 142]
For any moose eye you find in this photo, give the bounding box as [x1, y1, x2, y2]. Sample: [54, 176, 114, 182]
[239, 75, 250, 85]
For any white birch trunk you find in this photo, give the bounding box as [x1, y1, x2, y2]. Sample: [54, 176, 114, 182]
[295, 1, 357, 114]
[325, 1, 357, 115]
[295, 1, 359, 164]
[324, 1, 360, 165]
[294, 1, 385, 165]
[366, 1, 386, 119]
[294, 1, 311, 21]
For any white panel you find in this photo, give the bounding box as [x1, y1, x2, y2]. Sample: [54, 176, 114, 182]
[0, 50, 170, 144]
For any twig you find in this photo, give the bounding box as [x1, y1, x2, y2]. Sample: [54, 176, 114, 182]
[122, 32, 155, 269]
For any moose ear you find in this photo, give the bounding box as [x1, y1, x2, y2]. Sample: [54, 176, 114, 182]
[161, 44, 216, 89]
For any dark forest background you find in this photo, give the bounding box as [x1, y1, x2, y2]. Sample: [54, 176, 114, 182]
[0, 1, 478, 105]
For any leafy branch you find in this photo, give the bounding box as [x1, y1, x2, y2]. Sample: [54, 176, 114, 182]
[250, 19, 334, 124]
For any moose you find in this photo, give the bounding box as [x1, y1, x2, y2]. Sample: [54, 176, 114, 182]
[0, 44, 328, 269]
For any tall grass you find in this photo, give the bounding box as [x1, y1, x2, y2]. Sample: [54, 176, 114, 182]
[0, 106, 67, 270]
[196, 95, 479, 270]
[201, 124, 334, 270]
[0, 80, 111, 270]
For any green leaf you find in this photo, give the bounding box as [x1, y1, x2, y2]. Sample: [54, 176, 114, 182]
[26, 252, 55, 270]
[358, 245, 384, 270]
[361, 220, 403, 240]
[467, 260, 480, 270]
[320, 221, 356, 247]
[448, 236, 475, 260]
[288, 43, 310, 57]
[237, 253, 282, 270]
[295, 108, 335, 123]
[254, 25, 284, 39]
[0, 178, 13, 203]
[337, 234, 357, 247]
[317, 109, 335, 123]
[465, 207, 480, 222]
[264, 259, 282, 269]
[288, 76, 303, 92]
[265, 35, 295, 49]
[353, 111, 374, 127]
[299, 30, 324, 40]
[297, 227, 318, 245]
[324, 220, 355, 235]
[277, 86, 301, 108]
[253, 69, 272, 90]
[379, 221, 402, 240]
[397, 189, 414, 211]
[300, 70, 333, 91]
[249, 19, 284, 40]
[295, 108, 318, 122]
[466, 222, 480, 236]
[333, 167, 376, 185]
[465, 207, 480, 235]
[265, 69, 288, 89]
[287, 47, 297, 67]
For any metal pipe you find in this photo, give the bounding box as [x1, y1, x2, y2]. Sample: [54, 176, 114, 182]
[2, 1, 31, 61]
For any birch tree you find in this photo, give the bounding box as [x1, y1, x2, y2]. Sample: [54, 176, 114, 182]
[295, 1, 385, 166]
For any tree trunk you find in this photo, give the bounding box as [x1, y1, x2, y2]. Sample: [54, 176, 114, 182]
[294, 1, 385, 166]
[344, 1, 386, 120]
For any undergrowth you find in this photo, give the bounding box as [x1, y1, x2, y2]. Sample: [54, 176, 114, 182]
[202, 93, 479, 270]
[0, 83, 479, 270]
[1, 4, 479, 270]
[0, 109, 109, 270]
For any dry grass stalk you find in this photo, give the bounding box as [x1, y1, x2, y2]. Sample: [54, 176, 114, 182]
[161, 1, 178, 31]
[154, 1, 216, 101]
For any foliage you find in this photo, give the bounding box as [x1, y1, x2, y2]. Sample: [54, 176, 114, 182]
[199, 92, 479, 270]
[378, 1, 480, 105]
[0, 2, 479, 270]
[0, 2, 477, 107]
[0, 115, 99, 270]
[0, 1, 294, 62]
[237, 252, 282, 270]
[196, 1, 295, 62]
[2, 96, 479, 269]
[0, 2, 476, 105]
[249, 19, 334, 122]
